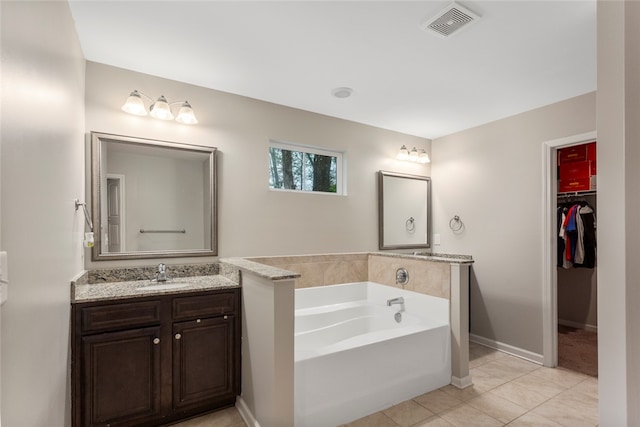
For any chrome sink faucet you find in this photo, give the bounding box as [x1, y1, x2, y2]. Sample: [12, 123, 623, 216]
[156, 263, 168, 282]
[387, 297, 404, 306]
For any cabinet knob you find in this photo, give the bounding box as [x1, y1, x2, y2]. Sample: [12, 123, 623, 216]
[153, 338, 160, 345]
[175, 333, 182, 340]
[196, 319, 201, 323]
[224, 315, 228, 320]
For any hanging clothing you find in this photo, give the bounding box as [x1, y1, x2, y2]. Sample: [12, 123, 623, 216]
[575, 205, 596, 268]
[557, 201, 596, 269]
[557, 208, 567, 268]
[564, 205, 579, 263]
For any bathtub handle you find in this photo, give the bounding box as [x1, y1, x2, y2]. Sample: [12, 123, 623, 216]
[396, 268, 409, 286]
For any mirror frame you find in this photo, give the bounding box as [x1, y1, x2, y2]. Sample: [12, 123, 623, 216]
[378, 170, 431, 250]
[91, 132, 217, 261]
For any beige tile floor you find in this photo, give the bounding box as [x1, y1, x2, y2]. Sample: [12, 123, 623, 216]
[171, 341, 599, 427]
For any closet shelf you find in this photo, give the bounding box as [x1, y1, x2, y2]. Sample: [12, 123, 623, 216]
[558, 190, 596, 198]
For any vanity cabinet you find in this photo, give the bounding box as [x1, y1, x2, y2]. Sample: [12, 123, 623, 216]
[171, 292, 239, 413]
[72, 289, 240, 427]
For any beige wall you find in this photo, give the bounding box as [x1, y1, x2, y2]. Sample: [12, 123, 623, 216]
[596, 1, 640, 423]
[431, 92, 596, 357]
[0, 2, 86, 426]
[557, 268, 598, 329]
[84, 62, 432, 268]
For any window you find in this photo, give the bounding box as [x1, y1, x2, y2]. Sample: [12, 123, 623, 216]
[268, 140, 344, 195]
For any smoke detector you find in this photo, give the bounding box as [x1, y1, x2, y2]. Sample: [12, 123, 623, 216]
[420, 2, 480, 38]
[332, 87, 353, 99]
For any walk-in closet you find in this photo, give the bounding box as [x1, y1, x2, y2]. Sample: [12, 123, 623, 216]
[556, 141, 597, 377]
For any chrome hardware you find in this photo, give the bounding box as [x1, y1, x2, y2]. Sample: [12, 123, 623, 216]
[175, 333, 182, 340]
[196, 319, 201, 323]
[223, 315, 228, 320]
[387, 297, 405, 306]
[156, 263, 168, 282]
[153, 338, 160, 345]
[449, 215, 463, 232]
[396, 268, 409, 286]
[405, 217, 415, 232]
[394, 312, 402, 323]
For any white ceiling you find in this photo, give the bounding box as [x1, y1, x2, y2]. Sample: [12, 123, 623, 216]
[68, 1, 596, 139]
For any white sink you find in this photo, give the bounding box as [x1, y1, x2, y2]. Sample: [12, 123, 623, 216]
[137, 283, 189, 291]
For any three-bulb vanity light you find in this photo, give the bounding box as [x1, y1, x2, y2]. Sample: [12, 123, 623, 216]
[397, 145, 430, 164]
[121, 90, 198, 124]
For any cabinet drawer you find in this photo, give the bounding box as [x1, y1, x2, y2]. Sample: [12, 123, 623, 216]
[80, 300, 161, 333]
[173, 291, 237, 321]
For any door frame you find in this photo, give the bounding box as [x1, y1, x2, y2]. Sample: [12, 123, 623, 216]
[106, 173, 126, 253]
[541, 130, 597, 367]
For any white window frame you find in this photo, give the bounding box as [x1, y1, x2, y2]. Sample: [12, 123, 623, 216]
[268, 140, 346, 195]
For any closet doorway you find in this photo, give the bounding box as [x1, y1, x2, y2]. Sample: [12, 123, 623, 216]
[542, 131, 598, 377]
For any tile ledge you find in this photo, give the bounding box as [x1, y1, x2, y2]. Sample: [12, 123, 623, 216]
[372, 251, 474, 264]
[220, 257, 301, 281]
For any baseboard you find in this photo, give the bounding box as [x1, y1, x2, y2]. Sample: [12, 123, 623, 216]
[470, 334, 544, 365]
[451, 375, 473, 389]
[559, 319, 598, 333]
[236, 396, 261, 427]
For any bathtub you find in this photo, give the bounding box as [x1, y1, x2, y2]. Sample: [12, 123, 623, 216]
[294, 281, 451, 427]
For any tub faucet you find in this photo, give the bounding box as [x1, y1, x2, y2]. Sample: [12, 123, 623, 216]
[387, 297, 404, 306]
[156, 263, 168, 282]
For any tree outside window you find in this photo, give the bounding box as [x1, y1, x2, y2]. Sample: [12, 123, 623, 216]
[269, 141, 343, 194]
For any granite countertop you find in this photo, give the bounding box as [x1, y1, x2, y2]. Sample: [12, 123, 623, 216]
[73, 275, 240, 303]
[220, 258, 301, 281]
[373, 252, 474, 264]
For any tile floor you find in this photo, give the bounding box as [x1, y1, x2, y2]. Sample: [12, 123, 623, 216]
[171, 342, 599, 427]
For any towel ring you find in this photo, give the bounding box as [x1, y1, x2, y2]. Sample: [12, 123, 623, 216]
[405, 217, 415, 232]
[449, 215, 463, 232]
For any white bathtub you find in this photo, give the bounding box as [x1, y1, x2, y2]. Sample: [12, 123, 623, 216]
[294, 281, 451, 427]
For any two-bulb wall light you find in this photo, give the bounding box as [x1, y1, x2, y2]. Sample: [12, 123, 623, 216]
[396, 145, 430, 164]
[121, 90, 198, 124]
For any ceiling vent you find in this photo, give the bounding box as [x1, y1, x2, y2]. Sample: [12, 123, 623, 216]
[420, 2, 480, 38]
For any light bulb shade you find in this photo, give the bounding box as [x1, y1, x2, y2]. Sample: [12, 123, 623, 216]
[121, 90, 148, 116]
[396, 145, 410, 161]
[409, 147, 419, 160]
[418, 149, 430, 164]
[175, 102, 198, 124]
[149, 95, 174, 120]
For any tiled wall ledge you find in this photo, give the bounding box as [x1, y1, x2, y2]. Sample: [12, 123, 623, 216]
[220, 257, 301, 281]
[247, 253, 368, 288]
[245, 252, 473, 300]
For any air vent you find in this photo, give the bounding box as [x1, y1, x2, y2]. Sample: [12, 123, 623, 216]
[420, 2, 480, 38]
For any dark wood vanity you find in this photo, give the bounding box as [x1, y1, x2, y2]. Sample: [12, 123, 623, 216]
[71, 288, 241, 427]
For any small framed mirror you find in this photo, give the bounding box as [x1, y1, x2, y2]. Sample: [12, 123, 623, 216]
[91, 132, 217, 260]
[378, 170, 431, 250]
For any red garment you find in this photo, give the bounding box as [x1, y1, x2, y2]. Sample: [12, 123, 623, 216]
[563, 205, 578, 261]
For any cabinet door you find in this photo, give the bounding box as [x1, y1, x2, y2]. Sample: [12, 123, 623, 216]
[81, 326, 162, 427]
[172, 316, 236, 411]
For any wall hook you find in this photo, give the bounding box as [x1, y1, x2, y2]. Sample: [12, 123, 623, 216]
[75, 199, 94, 231]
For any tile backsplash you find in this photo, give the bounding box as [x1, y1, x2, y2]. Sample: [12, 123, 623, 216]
[249, 252, 461, 300]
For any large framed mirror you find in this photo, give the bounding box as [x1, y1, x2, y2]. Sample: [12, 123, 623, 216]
[91, 132, 217, 260]
[378, 170, 431, 250]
